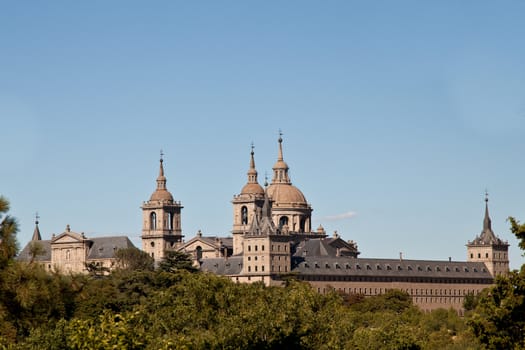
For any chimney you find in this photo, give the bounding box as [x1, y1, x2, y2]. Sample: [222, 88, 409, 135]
[448, 257, 452, 262]
[399, 252, 403, 261]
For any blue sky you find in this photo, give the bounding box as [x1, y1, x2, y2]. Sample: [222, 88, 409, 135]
[1, 1, 524, 269]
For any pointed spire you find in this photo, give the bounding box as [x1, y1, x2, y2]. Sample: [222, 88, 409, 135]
[31, 212, 41, 241]
[156, 150, 167, 191]
[278, 130, 284, 161]
[240, 144, 265, 195]
[272, 131, 291, 184]
[478, 191, 497, 244]
[483, 191, 492, 232]
[262, 188, 271, 219]
[149, 151, 174, 202]
[247, 143, 258, 183]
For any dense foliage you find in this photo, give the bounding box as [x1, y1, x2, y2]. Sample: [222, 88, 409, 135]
[1, 267, 482, 350]
[0, 196, 524, 349]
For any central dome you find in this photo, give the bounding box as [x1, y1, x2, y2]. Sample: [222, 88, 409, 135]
[266, 183, 307, 205]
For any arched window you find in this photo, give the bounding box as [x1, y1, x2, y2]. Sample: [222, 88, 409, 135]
[279, 216, 288, 228]
[299, 217, 306, 232]
[196, 246, 203, 260]
[150, 212, 157, 230]
[150, 242, 155, 247]
[241, 206, 248, 225]
[66, 249, 71, 260]
[168, 212, 173, 230]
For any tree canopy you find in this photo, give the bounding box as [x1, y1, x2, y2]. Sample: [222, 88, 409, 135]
[0, 196, 18, 270]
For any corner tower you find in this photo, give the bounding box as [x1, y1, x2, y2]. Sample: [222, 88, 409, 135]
[467, 194, 509, 277]
[232, 144, 265, 254]
[266, 133, 312, 233]
[141, 152, 183, 262]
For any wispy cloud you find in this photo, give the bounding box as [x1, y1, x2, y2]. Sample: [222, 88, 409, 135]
[321, 211, 357, 221]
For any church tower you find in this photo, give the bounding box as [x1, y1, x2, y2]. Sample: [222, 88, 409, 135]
[467, 194, 509, 277]
[141, 152, 183, 262]
[232, 144, 265, 254]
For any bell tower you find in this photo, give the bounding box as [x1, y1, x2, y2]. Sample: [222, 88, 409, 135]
[141, 152, 183, 263]
[232, 144, 265, 254]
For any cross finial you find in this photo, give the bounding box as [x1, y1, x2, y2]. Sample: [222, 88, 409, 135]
[485, 189, 489, 203]
[278, 129, 283, 142]
[160, 149, 164, 161]
[35, 212, 40, 225]
[251, 142, 254, 154]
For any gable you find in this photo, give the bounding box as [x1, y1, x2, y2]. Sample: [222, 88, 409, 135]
[182, 239, 218, 252]
[52, 232, 85, 244]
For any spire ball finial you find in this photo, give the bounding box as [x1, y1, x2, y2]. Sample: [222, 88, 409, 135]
[160, 149, 164, 162]
[485, 189, 489, 203]
[35, 212, 40, 225]
[278, 129, 283, 143]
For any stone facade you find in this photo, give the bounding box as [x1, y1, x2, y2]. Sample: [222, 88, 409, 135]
[17, 224, 135, 274]
[180, 136, 509, 313]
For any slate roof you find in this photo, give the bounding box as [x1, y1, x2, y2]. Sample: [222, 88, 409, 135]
[292, 257, 493, 281]
[293, 237, 359, 257]
[200, 256, 243, 275]
[17, 240, 52, 262]
[197, 236, 233, 249]
[468, 198, 508, 247]
[17, 236, 135, 262]
[86, 236, 135, 259]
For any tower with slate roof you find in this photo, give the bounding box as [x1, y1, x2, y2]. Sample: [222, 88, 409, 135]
[467, 194, 509, 277]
